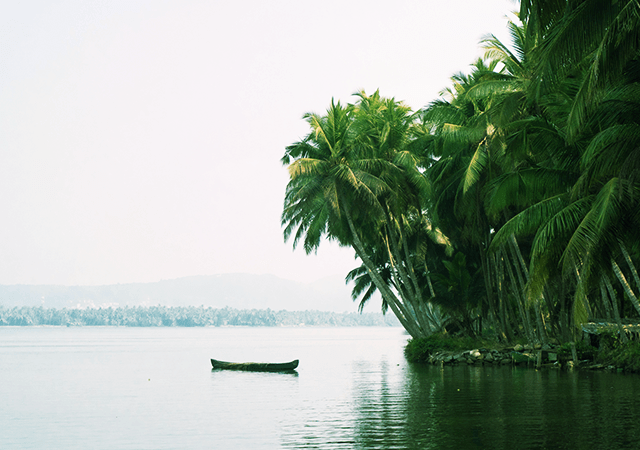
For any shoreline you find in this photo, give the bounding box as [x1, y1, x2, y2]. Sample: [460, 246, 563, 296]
[422, 344, 623, 372]
[405, 335, 640, 374]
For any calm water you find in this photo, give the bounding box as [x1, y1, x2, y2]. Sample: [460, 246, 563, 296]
[2, 326, 640, 449]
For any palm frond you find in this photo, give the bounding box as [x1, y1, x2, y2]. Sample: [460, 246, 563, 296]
[463, 139, 489, 193]
[485, 167, 575, 217]
[287, 158, 331, 179]
[560, 179, 625, 276]
[529, 195, 594, 264]
[582, 124, 640, 181]
[490, 193, 568, 250]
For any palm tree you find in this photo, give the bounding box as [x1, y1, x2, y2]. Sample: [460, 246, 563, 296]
[420, 57, 529, 339]
[487, 3, 640, 335]
[520, 0, 640, 137]
[282, 0, 640, 343]
[282, 93, 446, 338]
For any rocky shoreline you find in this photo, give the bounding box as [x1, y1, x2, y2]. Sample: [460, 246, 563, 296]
[425, 343, 620, 372]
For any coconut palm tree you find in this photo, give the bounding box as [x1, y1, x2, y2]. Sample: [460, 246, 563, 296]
[488, 3, 640, 334]
[282, 93, 447, 338]
[520, 0, 640, 137]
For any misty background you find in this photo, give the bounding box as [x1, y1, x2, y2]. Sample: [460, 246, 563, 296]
[1, 0, 515, 311]
[0, 274, 363, 312]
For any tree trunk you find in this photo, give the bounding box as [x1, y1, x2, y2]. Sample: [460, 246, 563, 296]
[343, 207, 425, 338]
[503, 249, 535, 344]
[620, 242, 640, 293]
[612, 259, 640, 317]
[383, 230, 430, 334]
[603, 274, 629, 343]
[384, 213, 443, 334]
[480, 247, 504, 341]
[509, 235, 548, 344]
[599, 279, 614, 320]
[493, 253, 510, 342]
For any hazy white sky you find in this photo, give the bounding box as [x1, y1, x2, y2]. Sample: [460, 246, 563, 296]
[0, 0, 516, 286]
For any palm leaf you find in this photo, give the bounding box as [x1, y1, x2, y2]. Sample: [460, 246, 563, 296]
[582, 124, 640, 181]
[462, 139, 490, 193]
[560, 178, 624, 275]
[485, 167, 575, 217]
[529, 196, 594, 265]
[490, 193, 568, 250]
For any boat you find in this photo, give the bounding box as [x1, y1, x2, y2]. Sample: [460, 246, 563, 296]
[210, 358, 299, 372]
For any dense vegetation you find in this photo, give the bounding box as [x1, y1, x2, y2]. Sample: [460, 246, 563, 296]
[282, 0, 640, 346]
[0, 305, 400, 327]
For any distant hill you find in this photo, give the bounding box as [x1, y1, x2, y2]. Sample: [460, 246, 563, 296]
[0, 274, 380, 312]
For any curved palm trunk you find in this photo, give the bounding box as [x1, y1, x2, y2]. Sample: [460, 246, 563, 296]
[384, 220, 438, 333]
[599, 279, 614, 320]
[502, 248, 535, 343]
[603, 274, 630, 343]
[383, 233, 424, 329]
[480, 245, 505, 341]
[573, 267, 593, 329]
[620, 242, 640, 302]
[416, 211, 437, 298]
[509, 235, 548, 344]
[611, 259, 640, 317]
[343, 207, 425, 338]
[383, 232, 420, 321]
[600, 279, 624, 336]
[508, 243, 539, 342]
[401, 232, 432, 325]
[424, 260, 436, 298]
[493, 252, 511, 343]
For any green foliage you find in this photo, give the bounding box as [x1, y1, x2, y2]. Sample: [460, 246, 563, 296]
[282, 1, 640, 344]
[405, 335, 451, 362]
[557, 340, 597, 359]
[404, 333, 497, 363]
[282, 90, 450, 339]
[598, 339, 640, 373]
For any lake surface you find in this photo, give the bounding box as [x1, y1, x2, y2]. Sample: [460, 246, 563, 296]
[2, 326, 640, 449]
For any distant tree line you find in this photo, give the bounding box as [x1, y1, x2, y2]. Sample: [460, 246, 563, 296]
[0, 305, 400, 327]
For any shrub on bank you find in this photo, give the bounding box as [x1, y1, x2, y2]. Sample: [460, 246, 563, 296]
[597, 337, 640, 373]
[404, 333, 498, 363]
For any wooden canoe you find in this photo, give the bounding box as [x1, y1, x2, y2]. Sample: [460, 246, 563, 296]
[210, 358, 299, 372]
